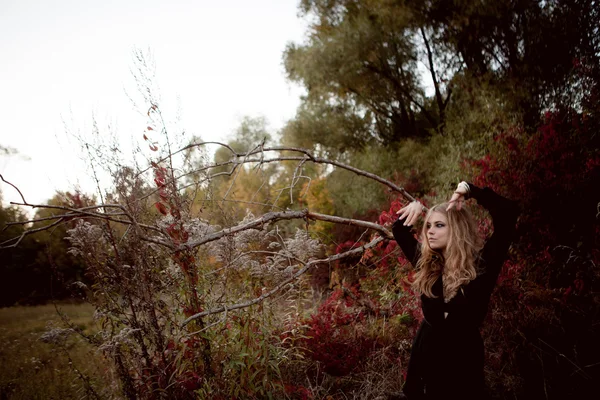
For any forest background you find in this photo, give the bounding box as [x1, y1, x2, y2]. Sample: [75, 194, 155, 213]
[1, 0, 599, 399]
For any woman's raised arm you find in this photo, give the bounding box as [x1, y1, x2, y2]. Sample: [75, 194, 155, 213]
[392, 201, 424, 266]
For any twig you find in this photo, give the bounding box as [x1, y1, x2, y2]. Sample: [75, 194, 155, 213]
[290, 157, 308, 204]
[537, 338, 591, 379]
[221, 143, 261, 203]
[2, 202, 171, 249]
[197, 198, 286, 211]
[136, 143, 418, 205]
[0, 174, 28, 204]
[1, 218, 64, 248]
[185, 307, 228, 337]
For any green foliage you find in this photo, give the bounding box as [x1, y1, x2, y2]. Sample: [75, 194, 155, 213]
[197, 310, 288, 399]
[326, 141, 433, 217]
[0, 191, 96, 306]
[284, 0, 447, 151]
[423, 0, 600, 126]
[214, 116, 272, 166]
[280, 100, 372, 154]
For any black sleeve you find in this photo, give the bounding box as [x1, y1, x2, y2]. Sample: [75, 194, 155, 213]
[444, 184, 520, 325]
[392, 216, 420, 267]
[468, 183, 520, 285]
[394, 215, 447, 327]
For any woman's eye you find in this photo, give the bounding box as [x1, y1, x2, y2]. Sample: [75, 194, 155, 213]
[436, 224, 445, 228]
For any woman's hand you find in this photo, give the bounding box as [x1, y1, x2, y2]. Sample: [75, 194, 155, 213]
[447, 181, 470, 211]
[396, 200, 424, 226]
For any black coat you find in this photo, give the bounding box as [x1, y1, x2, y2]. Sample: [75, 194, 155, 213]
[392, 184, 519, 400]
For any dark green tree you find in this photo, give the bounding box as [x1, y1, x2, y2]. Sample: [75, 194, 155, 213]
[284, 0, 456, 152]
[421, 0, 600, 127]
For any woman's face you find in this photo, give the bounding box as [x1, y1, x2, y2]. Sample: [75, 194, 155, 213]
[426, 211, 449, 251]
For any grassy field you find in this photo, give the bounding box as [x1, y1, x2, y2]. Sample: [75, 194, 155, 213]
[0, 303, 117, 400]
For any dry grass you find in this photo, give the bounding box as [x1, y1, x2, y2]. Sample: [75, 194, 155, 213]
[0, 303, 118, 400]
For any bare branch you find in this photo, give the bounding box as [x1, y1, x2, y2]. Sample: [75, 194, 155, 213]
[181, 209, 392, 251]
[420, 26, 446, 134]
[182, 235, 386, 326]
[222, 143, 262, 203]
[0, 174, 28, 205]
[4, 204, 127, 226]
[181, 210, 306, 250]
[1, 218, 65, 248]
[197, 198, 286, 212]
[2, 202, 172, 250]
[137, 142, 418, 204]
[289, 158, 308, 204]
[134, 141, 237, 179]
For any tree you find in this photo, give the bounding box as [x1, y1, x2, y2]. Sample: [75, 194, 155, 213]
[284, 0, 600, 153]
[422, 0, 600, 127]
[0, 202, 38, 306]
[284, 0, 455, 151]
[0, 188, 95, 306]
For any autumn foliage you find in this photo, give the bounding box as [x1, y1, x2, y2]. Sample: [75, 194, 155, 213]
[2, 1, 599, 398]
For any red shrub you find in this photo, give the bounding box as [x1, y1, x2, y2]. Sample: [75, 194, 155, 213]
[465, 110, 600, 397]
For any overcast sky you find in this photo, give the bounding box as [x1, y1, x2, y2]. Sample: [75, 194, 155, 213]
[0, 0, 307, 207]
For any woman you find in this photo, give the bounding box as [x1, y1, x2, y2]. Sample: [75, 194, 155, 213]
[392, 181, 519, 400]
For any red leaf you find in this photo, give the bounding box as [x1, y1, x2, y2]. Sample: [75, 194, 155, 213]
[155, 202, 168, 215]
[147, 126, 154, 131]
[143, 134, 148, 140]
[147, 104, 158, 116]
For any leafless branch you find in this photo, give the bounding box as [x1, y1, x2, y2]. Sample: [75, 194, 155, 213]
[1, 218, 65, 248]
[289, 157, 308, 203]
[197, 198, 286, 212]
[182, 235, 386, 326]
[4, 204, 127, 226]
[134, 141, 237, 179]
[222, 143, 262, 203]
[136, 142, 418, 204]
[181, 209, 392, 251]
[2, 201, 171, 250]
[0, 174, 28, 205]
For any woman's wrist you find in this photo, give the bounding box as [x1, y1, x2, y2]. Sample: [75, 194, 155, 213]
[411, 200, 427, 213]
[456, 181, 470, 195]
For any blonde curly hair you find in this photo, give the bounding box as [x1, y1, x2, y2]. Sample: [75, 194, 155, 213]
[413, 203, 483, 301]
